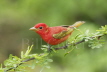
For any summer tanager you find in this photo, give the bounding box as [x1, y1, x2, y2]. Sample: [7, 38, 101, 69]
[29, 21, 85, 45]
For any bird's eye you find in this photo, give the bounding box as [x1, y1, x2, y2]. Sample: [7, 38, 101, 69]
[39, 26, 43, 29]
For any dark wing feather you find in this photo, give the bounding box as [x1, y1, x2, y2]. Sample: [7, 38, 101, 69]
[61, 25, 70, 28]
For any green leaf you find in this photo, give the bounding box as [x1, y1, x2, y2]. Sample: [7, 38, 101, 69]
[21, 51, 24, 58]
[45, 66, 51, 69]
[64, 47, 74, 56]
[47, 59, 53, 62]
[24, 45, 33, 57]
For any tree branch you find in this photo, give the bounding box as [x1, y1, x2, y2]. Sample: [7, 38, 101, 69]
[5, 57, 35, 72]
[54, 34, 104, 50]
[5, 34, 105, 72]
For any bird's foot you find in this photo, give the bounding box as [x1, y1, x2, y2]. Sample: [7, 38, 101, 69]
[47, 44, 52, 53]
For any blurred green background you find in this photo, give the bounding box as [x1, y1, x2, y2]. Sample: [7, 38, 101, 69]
[0, 0, 107, 72]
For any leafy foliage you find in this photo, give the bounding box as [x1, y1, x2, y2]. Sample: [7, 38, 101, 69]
[63, 25, 107, 55]
[74, 25, 107, 49]
[0, 25, 107, 72]
[1, 45, 52, 72]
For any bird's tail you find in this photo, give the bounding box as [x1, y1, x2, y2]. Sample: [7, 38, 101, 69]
[71, 21, 85, 28]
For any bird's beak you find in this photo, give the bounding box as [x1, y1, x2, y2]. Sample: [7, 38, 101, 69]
[29, 27, 37, 31]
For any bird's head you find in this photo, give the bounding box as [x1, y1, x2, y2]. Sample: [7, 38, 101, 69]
[29, 23, 49, 34]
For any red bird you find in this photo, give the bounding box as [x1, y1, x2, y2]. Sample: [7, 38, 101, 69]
[29, 21, 85, 45]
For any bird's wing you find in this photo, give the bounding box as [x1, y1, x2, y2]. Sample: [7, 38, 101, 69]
[53, 21, 85, 39]
[53, 27, 74, 39]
